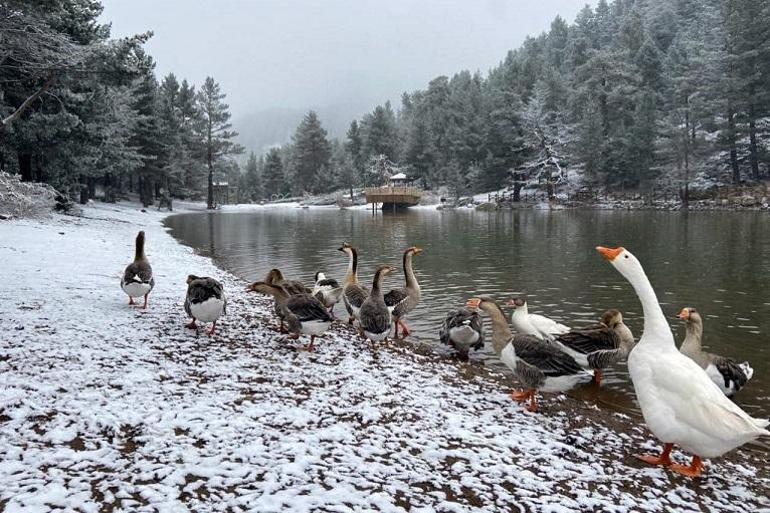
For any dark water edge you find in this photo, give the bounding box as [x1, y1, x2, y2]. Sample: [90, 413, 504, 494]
[164, 207, 770, 435]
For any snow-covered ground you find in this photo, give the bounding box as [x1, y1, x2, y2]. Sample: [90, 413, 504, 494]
[0, 203, 767, 512]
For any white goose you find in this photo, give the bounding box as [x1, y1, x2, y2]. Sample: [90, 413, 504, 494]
[597, 246, 769, 477]
[506, 297, 570, 340]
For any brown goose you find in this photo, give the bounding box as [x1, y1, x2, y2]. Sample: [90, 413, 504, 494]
[384, 246, 423, 339]
[678, 307, 753, 397]
[247, 282, 331, 351]
[338, 242, 368, 325]
[467, 296, 592, 412]
[185, 275, 226, 336]
[121, 231, 155, 308]
[553, 309, 635, 385]
[265, 268, 310, 332]
[359, 265, 395, 343]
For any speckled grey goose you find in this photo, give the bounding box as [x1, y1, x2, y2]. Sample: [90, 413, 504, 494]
[467, 296, 593, 412]
[184, 275, 227, 336]
[678, 307, 754, 397]
[312, 271, 343, 317]
[265, 268, 310, 332]
[359, 265, 396, 343]
[247, 281, 332, 351]
[384, 246, 423, 339]
[439, 307, 484, 360]
[120, 231, 155, 308]
[338, 242, 368, 325]
[553, 309, 635, 385]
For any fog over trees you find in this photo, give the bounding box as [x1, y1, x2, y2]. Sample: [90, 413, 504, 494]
[1, 0, 768, 205]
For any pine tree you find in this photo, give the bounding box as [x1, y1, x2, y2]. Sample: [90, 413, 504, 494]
[241, 151, 261, 201]
[262, 147, 287, 198]
[290, 111, 331, 194]
[195, 77, 243, 209]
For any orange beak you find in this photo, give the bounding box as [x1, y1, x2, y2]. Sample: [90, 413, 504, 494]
[596, 246, 624, 262]
[466, 298, 481, 309]
[677, 308, 690, 320]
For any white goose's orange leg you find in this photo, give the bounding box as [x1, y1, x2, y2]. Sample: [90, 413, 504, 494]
[635, 443, 674, 467]
[510, 389, 533, 402]
[670, 455, 704, 478]
[527, 393, 538, 412]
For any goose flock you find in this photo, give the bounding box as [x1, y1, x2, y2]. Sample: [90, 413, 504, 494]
[121, 232, 768, 478]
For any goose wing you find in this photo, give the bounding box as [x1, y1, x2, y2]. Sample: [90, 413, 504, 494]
[123, 261, 153, 284]
[344, 284, 368, 308]
[711, 354, 750, 391]
[529, 313, 570, 338]
[384, 287, 409, 309]
[512, 334, 584, 376]
[283, 280, 311, 295]
[556, 325, 618, 355]
[287, 294, 332, 323]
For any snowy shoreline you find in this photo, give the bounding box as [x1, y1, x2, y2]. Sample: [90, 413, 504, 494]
[0, 203, 768, 511]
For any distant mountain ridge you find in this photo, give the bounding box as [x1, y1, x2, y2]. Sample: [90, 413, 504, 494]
[234, 100, 374, 156]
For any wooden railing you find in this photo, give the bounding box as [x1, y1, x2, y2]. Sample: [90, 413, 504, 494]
[364, 186, 422, 197]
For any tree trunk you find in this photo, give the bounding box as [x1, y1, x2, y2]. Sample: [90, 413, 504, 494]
[79, 174, 88, 204]
[727, 109, 740, 184]
[207, 147, 214, 209]
[18, 153, 33, 182]
[87, 176, 96, 200]
[748, 117, 759, 180]
[34, 154, 45, 182]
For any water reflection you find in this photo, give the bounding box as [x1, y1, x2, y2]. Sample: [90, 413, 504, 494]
[165, 208, 769, 420]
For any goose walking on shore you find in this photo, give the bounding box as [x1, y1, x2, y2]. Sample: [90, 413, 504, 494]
[185, 275, 227, 336]
[597, 246, 769, 477]
[554, 309, 635, 385]
[467, 296, 593, 412]
[359, 265, 396, 344]
[506, 297, 570, 341]
[247, 281, 331, 351]
[677, 307, 753, 397]
[385, 246, 423, 339]
[265, 268, 309, 332]
[339, 243, 368, 326]
[121, 231, 154, 309]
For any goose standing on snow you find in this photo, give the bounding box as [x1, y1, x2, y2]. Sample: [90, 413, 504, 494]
[247, 282, 331, 351]
[384, 246, 423, 339]
[467, 296, 593, 412]
[597, 246, 768, 477]
[677, 307, 753, 397]
[184, 275, 227, 336]
[439, 307, 484, 360]
[265, 268, 309, 332]
[359, 265, 396, 344]
[554, 309, 635, 385]
[121, 230, 154, 309]
[312, 271, 343, 318]
[339, 242, 368, 325]
[506, 297, 570, 340]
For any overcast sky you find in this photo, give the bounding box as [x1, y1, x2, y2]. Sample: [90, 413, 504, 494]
[100, 1, 593, 116]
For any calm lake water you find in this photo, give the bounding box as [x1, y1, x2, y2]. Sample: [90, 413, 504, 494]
[165, 207, 770, 421]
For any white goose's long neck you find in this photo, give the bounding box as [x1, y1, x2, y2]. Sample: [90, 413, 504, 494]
[625, 265, 674, 347]
[344, 250, 359, 285]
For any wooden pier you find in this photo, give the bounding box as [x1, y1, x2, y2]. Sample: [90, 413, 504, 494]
[364, 186, 422, 210]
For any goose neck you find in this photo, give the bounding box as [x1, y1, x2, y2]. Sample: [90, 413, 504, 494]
[480, 301, 513, 355]
[680, 318, 703, 355]
[344, 249, 359, 285]
[624, 265, 674, 346]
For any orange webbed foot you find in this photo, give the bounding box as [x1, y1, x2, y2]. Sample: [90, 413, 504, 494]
[510, 390, 532, 402]
[670, 456, 704, 478]
[634, 443, 674, 467]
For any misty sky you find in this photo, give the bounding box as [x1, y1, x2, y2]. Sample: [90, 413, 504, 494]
[100, 1, 594, 117]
